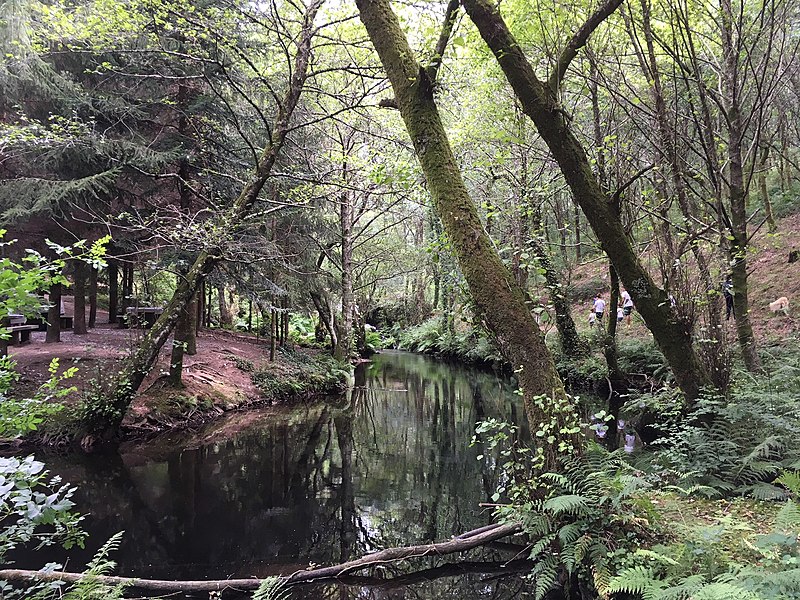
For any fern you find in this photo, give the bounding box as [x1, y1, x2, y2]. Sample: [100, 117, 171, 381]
[607, 565, 664, 600]
[252, 576, 291, 600]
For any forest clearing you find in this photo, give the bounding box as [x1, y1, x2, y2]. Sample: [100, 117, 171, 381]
[2, 0, 800, 598]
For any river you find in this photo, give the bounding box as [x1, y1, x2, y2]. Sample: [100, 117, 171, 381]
[14, 350, 532, 598]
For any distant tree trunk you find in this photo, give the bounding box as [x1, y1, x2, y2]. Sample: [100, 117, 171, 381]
[759, 146, 777, 233]
[270, 307, 277, 361]
[123, 263, 132, 310]
[46, 281, 62, 343]
[73, 260, 88, 335]
[197, 282, 205, 332]
[282, 296, 289, 345]
[218, 285, 234, 328]
[462, 0, 712, 401]
[720, 0, 761, 373]
[574, 202, 581, 263]
[97, 0, 321, 440]
[335, 189, 355, 361]
[186, 292, 198, 355]
[107, 258, 118, 324]
[88, 266, 97, 328]
[168, 291, 191, 388]
[357, 0, 580, 470]
[530, 236, 587, 357]
[603, 265, 625, 449]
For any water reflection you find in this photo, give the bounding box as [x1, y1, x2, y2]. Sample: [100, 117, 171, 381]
[14, 351, 529, 598]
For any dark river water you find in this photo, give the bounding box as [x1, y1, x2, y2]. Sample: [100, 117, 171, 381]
[15, 351, 533, 598]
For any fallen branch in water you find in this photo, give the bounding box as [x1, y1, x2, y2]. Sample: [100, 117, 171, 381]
[0, 522, 523, 594]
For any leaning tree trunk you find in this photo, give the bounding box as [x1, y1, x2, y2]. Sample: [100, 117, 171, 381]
[73, 260, 88, 335]
[462, 0, 712, 401]
[94, 1, 323, 441]
[356, 0, 581, 470]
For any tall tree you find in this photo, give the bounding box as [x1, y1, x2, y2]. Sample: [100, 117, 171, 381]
[356, 0, 580, 470]
[461, 0, 713, 401]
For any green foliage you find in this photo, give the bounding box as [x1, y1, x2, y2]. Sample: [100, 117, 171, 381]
[392, 317, 504, 368]
[76, 376, 130, 436]
[250, 350, 350, 401]
[252, 577, 291, 600]
[0, 456, 85, 565]
[288, 314, 319, 347]
[638, 352, 800, 498]
[0, 357, 74, 438]
[607, 471, 800, 599]
[476, 421, 653, 599]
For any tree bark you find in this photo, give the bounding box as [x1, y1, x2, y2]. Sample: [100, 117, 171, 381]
[530, 236, 587, 357]
[0, 522, 521, 593]
[720, 0, 761, 372]
[168, 273, 192, 387]
[462, 0, 712, 401]
[356, 0, 580, 470]
[87, 266, 97, 328]
[335, 189, 355, 361]
[45, 281, 62, 343]
[186, 292, 198, 355]
[758, 146, 777, 233]
[107, 258, 118, 324]
[96, 1, 322, 439]
[73, 260, 87, 335]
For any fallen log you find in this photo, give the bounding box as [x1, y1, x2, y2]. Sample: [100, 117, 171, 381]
[0, 521, 523, 594]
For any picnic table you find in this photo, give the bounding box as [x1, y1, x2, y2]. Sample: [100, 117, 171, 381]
[122, 306, 164, 329]
[1, 315, 38, 357]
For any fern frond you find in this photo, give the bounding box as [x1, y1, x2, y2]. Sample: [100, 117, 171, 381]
[607, 565, 664, 600]
[252, 576, 290, 600]
[775, 499, 800, 531]
[543, 494, 590, 516]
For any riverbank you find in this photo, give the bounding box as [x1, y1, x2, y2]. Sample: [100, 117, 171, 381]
[5, 324, 349, 443]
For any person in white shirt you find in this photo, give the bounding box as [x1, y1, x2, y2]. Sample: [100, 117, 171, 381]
[621, 289, 634, 325]
[592, 295, 606, 322]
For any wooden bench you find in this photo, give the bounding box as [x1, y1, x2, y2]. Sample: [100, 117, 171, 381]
[0, 325, 39, 357]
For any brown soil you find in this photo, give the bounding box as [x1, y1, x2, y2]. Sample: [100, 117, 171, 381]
[6, 318, 307, 435]
[563, 212, 800, 344]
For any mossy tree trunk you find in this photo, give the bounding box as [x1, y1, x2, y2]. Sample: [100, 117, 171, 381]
[356, 0, 581, 469]
[95, 1, 323, 440]
[462, 0, 712, 401]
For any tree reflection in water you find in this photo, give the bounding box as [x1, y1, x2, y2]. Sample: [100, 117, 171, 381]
[13, 351, 529, 599]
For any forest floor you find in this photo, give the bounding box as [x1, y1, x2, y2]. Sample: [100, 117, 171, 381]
[566, 212, 800, 346]
[6, 311, 340, 437]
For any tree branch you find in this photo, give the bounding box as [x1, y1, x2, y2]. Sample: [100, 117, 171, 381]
[547, 0, 625, 93]
[0, 522, 522, 593]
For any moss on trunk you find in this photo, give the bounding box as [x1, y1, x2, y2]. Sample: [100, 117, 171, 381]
[356, 0, 580, 469]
